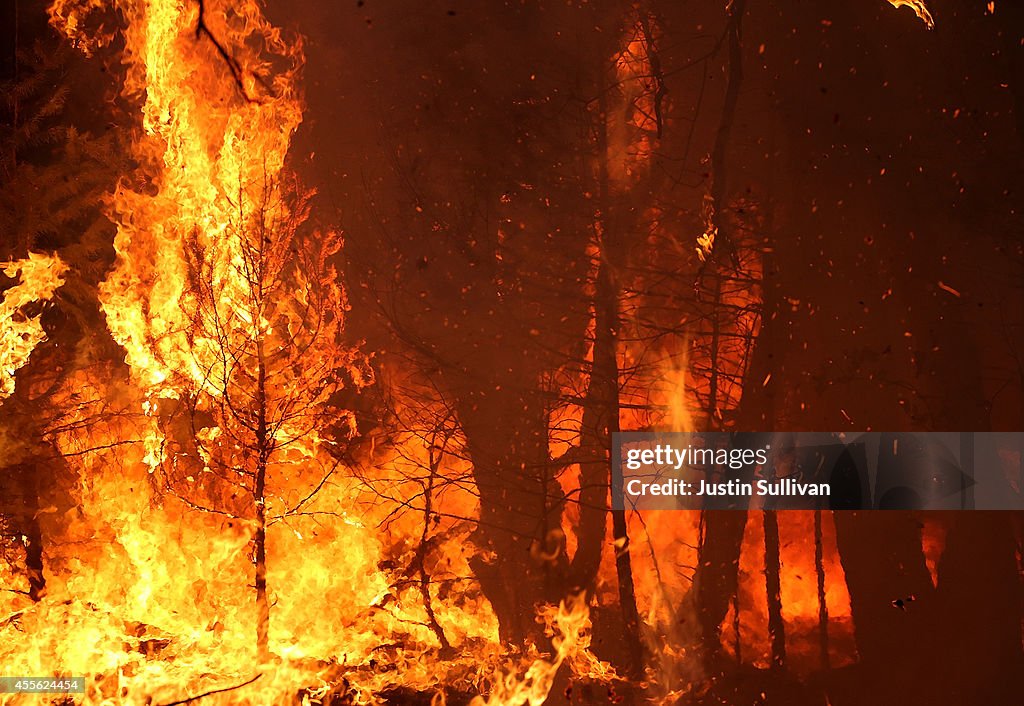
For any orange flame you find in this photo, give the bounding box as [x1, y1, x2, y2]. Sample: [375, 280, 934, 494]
[21, 1, 509, 702]
[469, 595, 608, 706]
[0, 253, 67, 401]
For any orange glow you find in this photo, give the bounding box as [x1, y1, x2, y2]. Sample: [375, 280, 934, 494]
[920, 516, 948, 587]
[723, 511, 855, 673]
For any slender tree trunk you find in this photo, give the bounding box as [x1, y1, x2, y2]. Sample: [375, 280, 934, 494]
[253, 490, 269, 664]
[18, 464, 45, 601]
[704, 0, 747, 269]
[572, 47, 619, 586]
[814, 508, 830, 670]
[417, 454, 451, 652]
[691, 510, 748, 668]
[686, 0, 751, 673]
[254, 348, 270, 664]
[568, 62, 644, 679]
[609, 510, 642, 673]
[762, 509, 785, 670]
[705, 272, 724, 430]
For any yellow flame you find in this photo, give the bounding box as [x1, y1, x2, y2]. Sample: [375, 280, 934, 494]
[0, 252, 67, 401]
[469, 595, 598, 706]
[56, 0, 307, 400]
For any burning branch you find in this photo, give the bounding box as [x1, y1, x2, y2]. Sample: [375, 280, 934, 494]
[193, 0, 274, 102]
[637, 12, 666, 139]
[157, 673, 262, 706]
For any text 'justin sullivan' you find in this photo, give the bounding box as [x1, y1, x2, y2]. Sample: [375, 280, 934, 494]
[622, 443, 831, 497]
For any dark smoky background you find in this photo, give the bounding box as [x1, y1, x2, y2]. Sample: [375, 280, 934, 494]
[283, 0, 1023, 433]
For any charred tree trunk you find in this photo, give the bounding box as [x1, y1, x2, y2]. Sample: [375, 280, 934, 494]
[254, 348, 271, 664]
[17, 464, 46, 601]
[687, 0, 751, 673]
[732, 189, 784, 432]
[1, 461, 47, 601]
[458, 385, 562, 647]
[416, 450, 451, 653]
[571, 264, 613, 596]
[0, 307, 83, 603]
[567, 62, 644, 680]
[690, 510, 748, 669]
[814, 508, 830, 670]
[608, 510, 642, 674]
[832, 511, 936, 705]
[253, 492, 269, 664]
[762, 509, 786, 670]
[699, 0, 747, 429]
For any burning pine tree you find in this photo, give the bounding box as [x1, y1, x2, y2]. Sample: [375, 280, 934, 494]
[168, 174, 368, 663]
[48, 0, 370, 664]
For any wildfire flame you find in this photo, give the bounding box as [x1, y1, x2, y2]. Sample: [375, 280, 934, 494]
[470, 595, 599, 706]
[3, 2, 614, 704]
[0, 253, 67, 401]
[50, 0, 306, 400]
